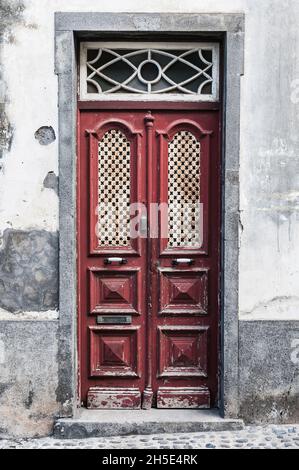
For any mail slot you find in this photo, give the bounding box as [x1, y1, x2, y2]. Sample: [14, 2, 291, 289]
[96, 315, 132, 325]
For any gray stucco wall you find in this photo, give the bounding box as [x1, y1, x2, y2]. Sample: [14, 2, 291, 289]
[239, 321, 299, 424]
[0, 229, 58, 313]
[0, 0, 298, 437]
[0, 1, 61, 437]
[0, 321, 58, 437]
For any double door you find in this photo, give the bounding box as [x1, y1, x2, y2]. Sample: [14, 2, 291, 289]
[78, 106, 220, 409]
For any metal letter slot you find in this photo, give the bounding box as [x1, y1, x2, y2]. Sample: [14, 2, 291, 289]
[172, 258, 194, 266]
[96, 315, 132, 325]
[104, 257, 128, 265]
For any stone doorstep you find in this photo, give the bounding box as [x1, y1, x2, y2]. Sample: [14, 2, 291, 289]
[54, 409, 244, 439]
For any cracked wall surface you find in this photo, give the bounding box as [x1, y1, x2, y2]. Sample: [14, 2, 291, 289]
[0, 0, 298, 436]
[0, 0, 298, 314]
[0, 1, 25, 160]
[0, 321, 58, 438]
[0, 229, 58, 313]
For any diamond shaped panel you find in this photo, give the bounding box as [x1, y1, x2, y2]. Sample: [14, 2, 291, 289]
[158, 326, 208, 378]
[171, 338, 197, 367]
[159, 269, 208, 315]
[89, 269, 139, 314]
[89, 326, 140, 377]
[102, 339, 127, 365]
[101, 278, 131, 303]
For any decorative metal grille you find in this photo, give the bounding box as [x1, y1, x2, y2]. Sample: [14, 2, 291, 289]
[98, 129, 131, 246]
[80, 42, 219, 100]
[168, 131, 201, 247]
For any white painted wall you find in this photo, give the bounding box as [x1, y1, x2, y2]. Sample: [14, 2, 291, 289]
[1, 0, 299, 320]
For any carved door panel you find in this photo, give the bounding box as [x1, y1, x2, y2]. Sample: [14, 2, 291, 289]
[150, 111, 220, 408]
[79, 111, 147, 409]
[78, 107, 220, 409]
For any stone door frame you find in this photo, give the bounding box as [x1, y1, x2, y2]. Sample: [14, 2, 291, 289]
[54, 11, 244, 418]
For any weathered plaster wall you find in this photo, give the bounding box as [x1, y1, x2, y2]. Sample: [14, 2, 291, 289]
[0, 0, 60, 437]
[1, 0, 298, 314]
[0, 321, 58, 437]
[239, 321, 299, 424]
[0, 0, 298, 436]
[0, 1, 24, 161]
[0, 229, 58, 313]
[239, 1, 299, 321]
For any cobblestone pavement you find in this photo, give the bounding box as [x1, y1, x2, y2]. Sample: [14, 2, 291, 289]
[0, 425, 299, 449]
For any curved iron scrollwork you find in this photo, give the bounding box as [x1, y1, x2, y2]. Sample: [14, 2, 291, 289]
[85, 47, 216, 96]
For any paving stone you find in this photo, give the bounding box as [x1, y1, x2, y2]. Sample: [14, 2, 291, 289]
[0, 425, 299, 449]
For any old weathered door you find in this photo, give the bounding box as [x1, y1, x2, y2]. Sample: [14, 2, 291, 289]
[78, 105, 220, 409]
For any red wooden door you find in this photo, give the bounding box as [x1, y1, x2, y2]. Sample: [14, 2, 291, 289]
[78, 106, 220, 409]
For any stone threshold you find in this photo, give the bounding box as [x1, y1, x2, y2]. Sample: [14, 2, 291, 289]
[54, 409, 244, 439]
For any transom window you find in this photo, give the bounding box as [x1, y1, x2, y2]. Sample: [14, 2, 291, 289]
[80, 42, 219, 101]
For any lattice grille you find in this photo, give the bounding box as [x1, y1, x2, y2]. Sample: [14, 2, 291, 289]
[98, 129, 131, 246]
[168, 131, 201, 247]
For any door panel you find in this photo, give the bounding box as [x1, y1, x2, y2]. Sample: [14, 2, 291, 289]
[151, 111, 220, 408]
[79, 111, 147, 408]
[88, 118, 143, 256]
[157, 326, 209, 378]
[159, 268, 209, 316]
[89, 326, 141, 377]
[89, 268, 141, 315]
[157, 118, 210, 256]
[78, 107, 220, 409]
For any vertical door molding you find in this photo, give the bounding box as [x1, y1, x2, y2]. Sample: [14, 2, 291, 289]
[142, 111, 155, 409]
